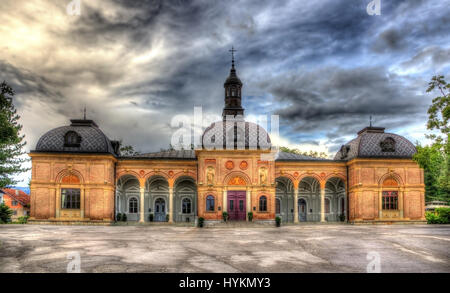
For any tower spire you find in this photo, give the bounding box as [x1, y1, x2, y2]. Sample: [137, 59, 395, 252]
[223, 46, 244, 120]
[229, 46, 236, 69]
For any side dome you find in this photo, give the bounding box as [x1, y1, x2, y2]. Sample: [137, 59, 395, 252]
[334, 126, 416, 161]
[35, 119, 119, 156]
[202, 120, 271, 150]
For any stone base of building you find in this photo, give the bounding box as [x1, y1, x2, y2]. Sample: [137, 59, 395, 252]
[28, 218, 113, 226]
[349, 219, 427, 225]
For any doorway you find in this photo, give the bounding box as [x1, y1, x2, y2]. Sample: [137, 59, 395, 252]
[298, 198, 307, 222]
[154, 198, 166, 222]
[228, 191, 246, 221]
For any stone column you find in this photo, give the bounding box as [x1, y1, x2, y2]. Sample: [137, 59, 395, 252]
[294, 181, 299, 223]
[139, 187, 145, 223]
[169, 187, 174, 223]
[80, 188, 85, 219]
[378, 188, 383, 219]
[246, 189, 251, 221]
[223, 188, 227, 212]
[399, 188, 404, 218]
[320, 181, 325, 222]
[56, 186, 61, 218]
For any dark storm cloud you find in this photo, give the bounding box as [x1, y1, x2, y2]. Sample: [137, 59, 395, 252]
[0, 0, 449, 176]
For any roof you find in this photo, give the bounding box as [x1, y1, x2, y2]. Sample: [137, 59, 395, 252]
[34, 119, 119, 156]
[1, 188, 30, 206]
[276, 151, 330, 161]
[334, 126, 416, 160]
[123, 149, 328, 162]
[125, 150, 197, 160]
[202, 120, 272, 150]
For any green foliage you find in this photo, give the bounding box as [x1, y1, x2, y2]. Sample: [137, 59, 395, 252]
[0, 203, 13, 223]
[121, 213, 127, 221]
[426, 75, 450, 136]
[166, 214, 169, 222]
[275, 216, 281, 227]
[414, 76, 450, 203]
[0, 81, 30, 188]
[339, 214, 346, 222]
[16, 215, 29, 224]
[280, 146, 328, 159]
[425, 207, 450, 224]
[222, 211, 229, 222]
[116, 213, 122, 221]
[247, 212, 253, 222]
[118, 140, 140, 156]
[198, 217, 204, 227]
[148, 213, 154, 222]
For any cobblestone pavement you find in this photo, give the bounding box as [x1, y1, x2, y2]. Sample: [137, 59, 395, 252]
[0, 224, 448, 273]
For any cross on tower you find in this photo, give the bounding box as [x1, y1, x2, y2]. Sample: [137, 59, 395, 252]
[229, 46, 237, 67]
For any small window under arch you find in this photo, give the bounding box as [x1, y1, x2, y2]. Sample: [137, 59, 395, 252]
[206, 195, 215, 211]
[259, 196, 267, 212]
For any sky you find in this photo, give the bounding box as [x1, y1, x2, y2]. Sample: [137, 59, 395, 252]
[0, 0, 449, 185]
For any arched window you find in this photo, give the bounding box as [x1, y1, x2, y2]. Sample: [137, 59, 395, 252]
[129, 197, 138, 213]
[182, 198, 191, 214]
[64, 131, 81, 147]
[275, 198, 281, 214]
[206, 195, 215, 211]
[325, 198, 330, 213]
[61, 188, 80, 209]
[259, 196, 267, 212]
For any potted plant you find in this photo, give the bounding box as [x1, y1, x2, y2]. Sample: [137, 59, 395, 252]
[166, 214, 170, 222]
[116, 213, 122, 222]
[148, 213, 154, 222]
[121, 213, 127, 222]
[275, 216, 281, 227]
[247, 212, 253, 222]
[339, 214, 345, 222]
[222, 212, 229, 222]
[198, 217, 205, 228]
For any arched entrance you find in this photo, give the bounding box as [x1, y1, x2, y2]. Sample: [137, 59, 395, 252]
[116, 174, 141, 222]
[275, 177, 294, 223]
[154, 198, 166, 222]
[298, 176, 320, 222]
[298, 198, 307, 221]
[325, 177, 346, 221]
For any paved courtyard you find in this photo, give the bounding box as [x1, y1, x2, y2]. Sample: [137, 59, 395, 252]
[0, 224, 449, 273]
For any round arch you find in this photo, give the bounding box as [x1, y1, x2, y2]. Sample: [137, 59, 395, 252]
[223, 171, 252, 186]
[298, 173, 322, 184]
[55, 169, 85, 184]
[116, 170, 141, 183]
[143, 171, 169, 182]
[378, 172, 404, 187]
[172, 171, 197, 184]
[274, 173, 296, 184]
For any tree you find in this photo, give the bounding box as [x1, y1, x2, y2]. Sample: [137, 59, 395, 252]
[279, 146, 328, 159]
[0, 81, 29, 188]
[118, 140, 140, 157]
[0, 203, 13, 223]
[413, 76, 450, 203]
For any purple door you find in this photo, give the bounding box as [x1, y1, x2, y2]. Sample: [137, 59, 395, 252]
[228, 191, 246, 221]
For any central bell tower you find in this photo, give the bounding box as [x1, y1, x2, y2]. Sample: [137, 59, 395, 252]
[222, 47, 244, 120]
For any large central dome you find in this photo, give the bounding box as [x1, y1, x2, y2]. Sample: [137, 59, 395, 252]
[202, 120, 271, 150]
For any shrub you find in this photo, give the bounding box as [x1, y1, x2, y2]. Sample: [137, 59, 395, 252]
[435, 207, 450, 223]
[121, 213, 127, 221]
[17, 216, 29, 224]
[166, 214, 170, 222]
[222, 212, 229, 222]
[0, 203, 13, 224]
[426, 207, 450, 224]
[148, 213, 154, 222]
[247, 212, 253, 222]
[198, 217, 204, 228]
[339, 214, 346, 222]
[275, 216, 281, 227]
[116, 213, 122, 221]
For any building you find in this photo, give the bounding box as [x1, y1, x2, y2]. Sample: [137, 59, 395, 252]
[28, 56, 426, 224]
[0, 188, 30, 220]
